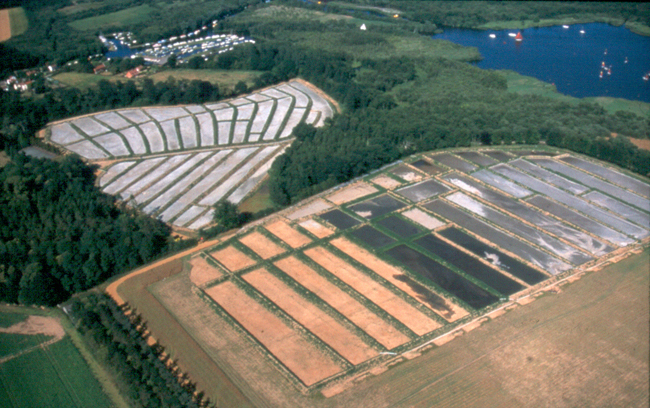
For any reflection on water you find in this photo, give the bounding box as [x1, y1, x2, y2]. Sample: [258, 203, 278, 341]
[433, 23, 650, 102]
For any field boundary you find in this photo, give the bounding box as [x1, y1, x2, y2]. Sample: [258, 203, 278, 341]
[108, 146, 650, 405]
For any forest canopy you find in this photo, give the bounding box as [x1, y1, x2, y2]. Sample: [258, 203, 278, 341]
[0, 155, 177, 305]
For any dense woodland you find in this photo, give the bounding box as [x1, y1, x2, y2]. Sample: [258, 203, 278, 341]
[0, 155, 192, 306]
[68, 293, 212, 407]
[0, 0, 648, 307]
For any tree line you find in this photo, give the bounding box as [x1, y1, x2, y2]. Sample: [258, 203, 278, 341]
[0, 76, 221, 153]
[0, 155, 195, 306]
[68, 293, 214, 408]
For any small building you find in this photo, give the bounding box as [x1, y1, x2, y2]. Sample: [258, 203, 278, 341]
[93, 64, 106, 74]
[14, 80, 32, 92]
[124, 65, 144, 78]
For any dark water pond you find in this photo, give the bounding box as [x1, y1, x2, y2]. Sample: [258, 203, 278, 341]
[433, 23, 650, 102]
[384, 244, 499, 309]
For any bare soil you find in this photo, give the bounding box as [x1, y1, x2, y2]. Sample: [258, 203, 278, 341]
[274, 256, 410, 349]
[204, 280, 343, 386]
[298, 219, 334, 238]
[210, 245, 257, 272]
[371, 175, 403, 190]
[630, 137, 650, 151]
[304, 246, 441, 336]
[0, 315, 65, 363]
[243, 268, 379, 365]
[0, 9, 11, 42]
[264, 219, 312, 248]
[239, 231, 286, 259]
[286, 199, 333, 220]
[330, 237, 468, 322]
[189, 256, 223, 287]
[326, 182, 377, 205]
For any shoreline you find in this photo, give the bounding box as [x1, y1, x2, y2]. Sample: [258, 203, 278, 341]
[445, 18, 650, 37]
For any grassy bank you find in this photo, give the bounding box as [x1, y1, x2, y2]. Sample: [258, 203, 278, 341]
[500, 70, 650, 118]
[476, 16, 627, 31]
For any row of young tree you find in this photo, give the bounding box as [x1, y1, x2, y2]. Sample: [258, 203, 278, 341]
[68, 293, 213, 408]
[0, 155, 195, 306]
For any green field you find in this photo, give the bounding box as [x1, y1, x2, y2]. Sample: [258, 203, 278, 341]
[8, 7, 28, 37]
[0, 308, 124, 408]
[148, 69, 263, 90]
[57, 1, 109, 16]
[0, 332, 48, 359]
[52, 72, 127, 90]
[68, 4, 155, 31]
[0, 337, 113, 408]
[53, 69, 263, 93]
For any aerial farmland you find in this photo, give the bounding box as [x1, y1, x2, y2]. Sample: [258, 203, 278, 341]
[109, 147, 650, 407]
[45, 79, 335, 230]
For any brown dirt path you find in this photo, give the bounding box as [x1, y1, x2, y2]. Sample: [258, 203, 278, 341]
[106, 236, 226, 305]
[0, 316, 65, 363]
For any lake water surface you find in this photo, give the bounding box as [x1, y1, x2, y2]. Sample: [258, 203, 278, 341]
[433, 23, 650, 102]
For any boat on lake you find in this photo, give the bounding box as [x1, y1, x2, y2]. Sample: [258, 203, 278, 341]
[515, 32, 523, 42]
[489, 33, 496, 38]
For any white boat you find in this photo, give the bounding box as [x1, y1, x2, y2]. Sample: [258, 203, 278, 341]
[508, 33, 517, 37]
[579, 30, 585, 34]
[489, 33, 496, 38]
[563, 25, 570, 29]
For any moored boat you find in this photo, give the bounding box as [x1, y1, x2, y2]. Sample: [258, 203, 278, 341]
[515, 32, 523, 42]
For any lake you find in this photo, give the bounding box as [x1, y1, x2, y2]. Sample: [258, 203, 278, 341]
[433, 23, 650, 103]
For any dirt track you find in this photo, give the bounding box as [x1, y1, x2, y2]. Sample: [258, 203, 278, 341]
[106, 236, 228, 305]
[0, 316, 65, 363]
